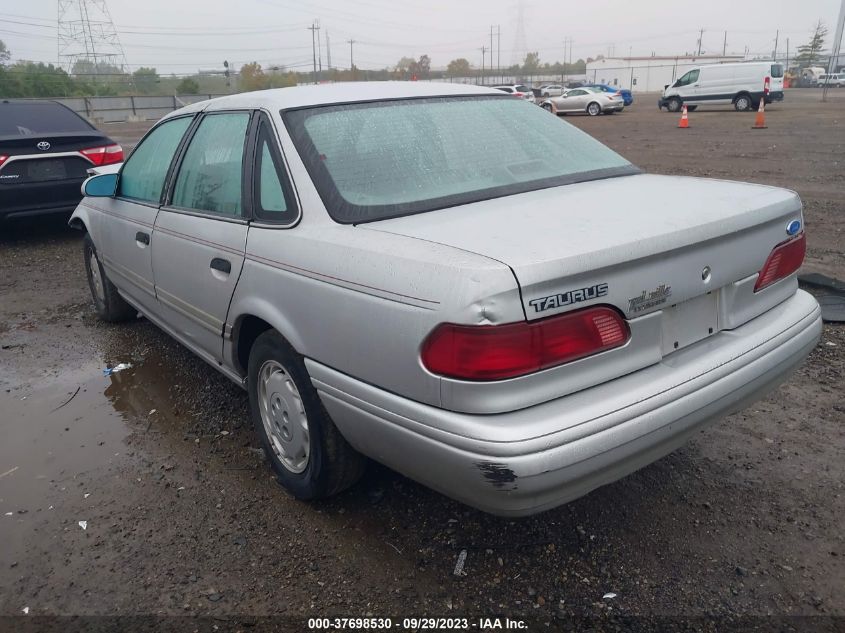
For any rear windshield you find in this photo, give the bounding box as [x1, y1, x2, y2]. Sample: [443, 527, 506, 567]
[0, 103, 93, 136]
[771, 64, 784, 79]
[284, 95, 637, 223]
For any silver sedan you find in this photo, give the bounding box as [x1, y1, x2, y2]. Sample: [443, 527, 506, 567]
[71, 82, 820, 516]
[542, 86, 624, 115]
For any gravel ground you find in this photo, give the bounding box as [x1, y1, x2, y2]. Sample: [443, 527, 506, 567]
[0, 89, 842, 632]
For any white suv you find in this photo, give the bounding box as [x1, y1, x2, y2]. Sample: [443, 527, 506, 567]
[491, 84, 536, 104]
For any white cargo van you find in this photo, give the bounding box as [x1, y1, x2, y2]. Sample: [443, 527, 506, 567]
[659, 61, 784, 112]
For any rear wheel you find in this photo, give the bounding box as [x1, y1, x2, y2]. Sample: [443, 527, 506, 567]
[666, 97, 682, 113]
[83, 234, 135, 322]
[587, 102, 601, 116]
[248, 330, 365, 500]
[734, 93, 752, 111]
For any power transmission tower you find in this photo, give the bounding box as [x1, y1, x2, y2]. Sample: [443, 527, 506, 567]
[697, 29, 704, 55]
[57, 0, 129, 76]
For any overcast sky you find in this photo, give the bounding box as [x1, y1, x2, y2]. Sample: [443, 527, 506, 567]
[1, 0, 841, 74]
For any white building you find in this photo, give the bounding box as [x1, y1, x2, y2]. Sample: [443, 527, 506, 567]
[586, 55, 746, 93]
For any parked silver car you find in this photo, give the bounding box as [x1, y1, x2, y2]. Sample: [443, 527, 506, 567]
[72, 82, 821, 516]
[542, 86, 624, 115]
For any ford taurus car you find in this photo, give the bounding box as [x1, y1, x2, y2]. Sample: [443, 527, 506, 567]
[70, 82, 821, 516]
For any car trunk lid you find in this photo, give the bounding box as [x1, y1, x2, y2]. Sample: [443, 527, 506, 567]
[364, 173, 802, 352]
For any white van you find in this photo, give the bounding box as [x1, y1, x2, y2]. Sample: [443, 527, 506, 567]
[817, 73, 844, 87]
[659, 61, 784, 112]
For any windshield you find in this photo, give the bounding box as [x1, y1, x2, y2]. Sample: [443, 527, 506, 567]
[0, 103, 93, 136]
[284, 95, 637, 224]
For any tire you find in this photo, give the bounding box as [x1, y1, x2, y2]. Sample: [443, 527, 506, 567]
[248, 330, 365, 500]
[542, 102, 554, 113]
[542, 92, 550, 97]
[666, 97, 682, 113]
[587, 102, 601, 116]
[83, 234, 136, 323]
[734, 94, 752, 111]
[686, 105, 698, 111]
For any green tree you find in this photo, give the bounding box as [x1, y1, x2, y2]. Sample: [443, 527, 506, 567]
[795, 20, 828, 67]
[447, 58, 472, 76]
[522, 51, 541, 74]
[177, 77, 199, 94]
[132, 67, 159, 94]
[0, 61, 76, 98]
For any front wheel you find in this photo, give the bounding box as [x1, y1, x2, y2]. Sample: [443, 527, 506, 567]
[83, 234, 136, 323]
[734, 94, 752, 111]
[248, 330, 365, 500]
[587, 102, 601, 116]
[542, 102, 554, 114]
[666, 97, 682, 113]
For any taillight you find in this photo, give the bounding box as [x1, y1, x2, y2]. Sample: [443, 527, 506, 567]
[0, 154, 8, 168]
[81, 144, 124, 166]
[753, 233, 806, 292]
[513, 92, 524, 97]
[421, 306, 630, 381]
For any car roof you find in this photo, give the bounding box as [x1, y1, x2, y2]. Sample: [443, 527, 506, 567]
[164, 82, 504, 119]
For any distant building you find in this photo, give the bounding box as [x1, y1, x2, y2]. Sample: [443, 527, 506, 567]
[586, 55, 746, 93]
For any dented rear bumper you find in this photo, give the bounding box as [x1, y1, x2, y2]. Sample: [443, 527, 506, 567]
[307, 290, 821, 516]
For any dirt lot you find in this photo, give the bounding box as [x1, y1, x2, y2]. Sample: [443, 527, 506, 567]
[0, 89, 843, 631]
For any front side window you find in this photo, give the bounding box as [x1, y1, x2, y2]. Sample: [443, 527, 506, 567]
[171, 112, 250, 217]
[676, 70, 700, 87]
[285, 95, 636, 224]
[119, 116, 192, 203]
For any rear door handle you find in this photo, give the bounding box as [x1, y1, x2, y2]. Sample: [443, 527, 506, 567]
[135, 231, 150, 245]
[210, 257, 231, 274]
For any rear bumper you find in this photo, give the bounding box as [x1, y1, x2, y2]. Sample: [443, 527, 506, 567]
[0, 179, 84, 220]
[309, 290, 821, 516]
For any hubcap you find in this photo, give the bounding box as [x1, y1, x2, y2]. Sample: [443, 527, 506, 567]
[89, 250, 105, 304]
[257, 360, 310, 473]
[589, 104, 599, 115]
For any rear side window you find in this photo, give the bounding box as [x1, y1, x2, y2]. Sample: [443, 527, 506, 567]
[253, 118, 297, 224]
[0, 103, 93, 136]
[171, 112, 250, 217]
[771, 64, 784, 79]
[515, 85, 530, 93]
[119, 116, 192, 204]
[495, 87, 513, 93]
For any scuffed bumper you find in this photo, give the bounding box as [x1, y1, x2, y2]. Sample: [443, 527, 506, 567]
[308, 290, 821, 516]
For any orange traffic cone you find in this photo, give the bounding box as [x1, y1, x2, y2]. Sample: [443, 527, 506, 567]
[752, 97, 767, 129]
[678, 104, 690, 129]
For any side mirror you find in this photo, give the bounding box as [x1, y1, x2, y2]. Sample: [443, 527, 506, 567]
[82, 173, 118, 197]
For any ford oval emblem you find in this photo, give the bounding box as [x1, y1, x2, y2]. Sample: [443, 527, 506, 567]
[786, 220, 801, 236]
[36, 141, 51, 151]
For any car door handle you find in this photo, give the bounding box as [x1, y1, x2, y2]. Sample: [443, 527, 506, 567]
[210, 257, 231, 274]
[135, 231, 150, 245]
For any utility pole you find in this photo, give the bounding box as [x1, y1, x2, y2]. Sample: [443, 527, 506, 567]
[347, 39, 356, 79]
[308, 21, 320, 84]
[824, 0, 845, 102]
[773, 30, 779, 61]
[490, 25, 494, 77]
[497, 24, 501, 82]
[786, 37, 790, 69]
[480, 45, 487, 84]
[317, 26, 322, 76]
[697, 29, 704, 56]
[326, 31, 331, 71]
[723, 31, 727, 56]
